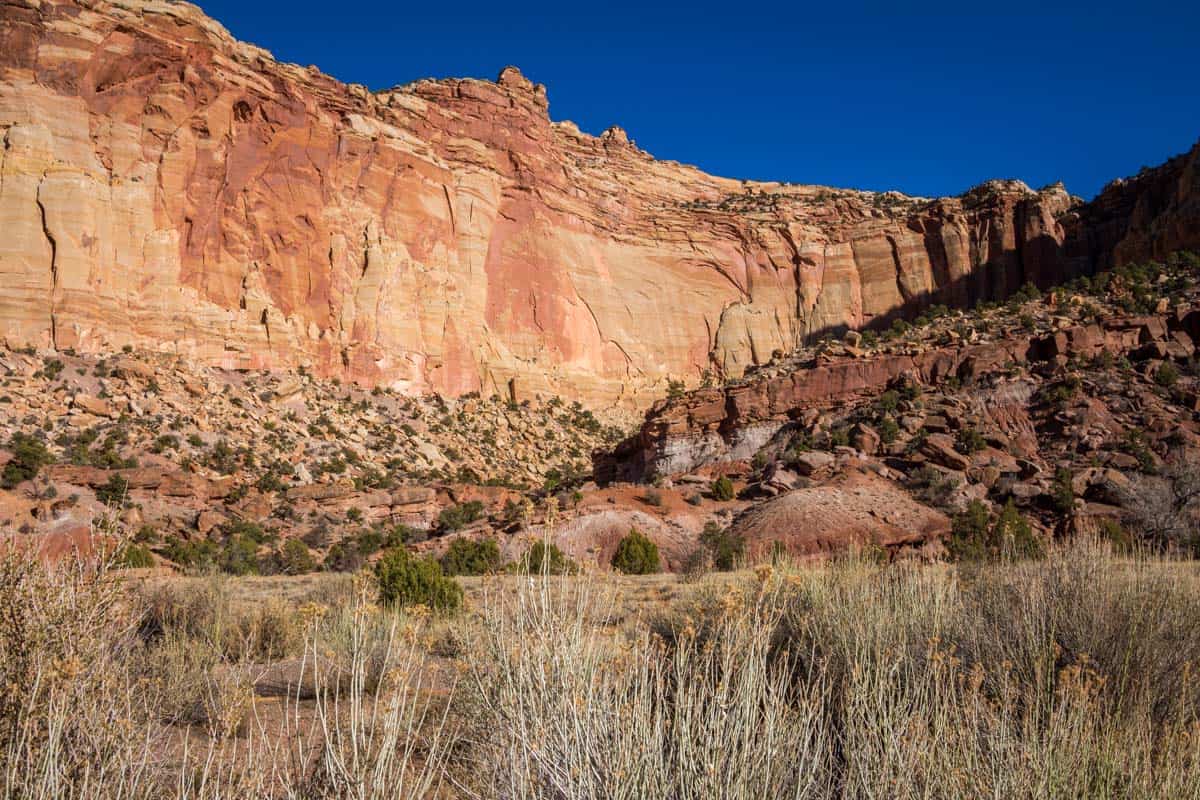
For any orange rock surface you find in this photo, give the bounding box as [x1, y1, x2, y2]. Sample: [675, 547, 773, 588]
[1, 0, 1196, 406]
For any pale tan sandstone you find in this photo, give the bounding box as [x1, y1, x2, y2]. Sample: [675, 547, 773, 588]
[0, 0, 1196, 406]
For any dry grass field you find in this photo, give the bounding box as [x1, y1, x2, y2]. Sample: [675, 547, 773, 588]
[5, 533, 1200, 799]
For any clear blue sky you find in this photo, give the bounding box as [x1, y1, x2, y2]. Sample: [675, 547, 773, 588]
[200, 0, 1198, 199]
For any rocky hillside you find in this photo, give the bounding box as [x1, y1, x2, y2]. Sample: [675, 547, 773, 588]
[3, 253, 1199, 575]
[596, 251, 1200, 561]
[610, 287, 1200, 481]
[2, 0, 1197, 407]
[0, 347, 627, 563]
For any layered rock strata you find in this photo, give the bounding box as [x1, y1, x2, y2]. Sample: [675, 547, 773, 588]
[610, 305, 1200, 479]
[1, 0, 1197, 405]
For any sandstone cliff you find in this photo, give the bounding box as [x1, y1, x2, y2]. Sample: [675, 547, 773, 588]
[1, 0, 1197, 406]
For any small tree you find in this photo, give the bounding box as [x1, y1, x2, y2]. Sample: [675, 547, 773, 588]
[993, 500, 1042, 560]
[1051, 468, 1076, 514]
[375, 547, 463, 611]
[699, 522, 744, 571]
[1098, 518, 1134, 554]
[876, 390, 900, 414]
[542, 468, 563, 493]
[438, 500, 485, 532]
[278, 538, 316, 575]
[611, 529, 660, 575]
[440, 537, 502, 576]
[323, 539, 365, 572]
[948, 499, 1041, 561]
[878, 416, 901, 445]
[1, 433, 53, 489]
[1154, 361, 1180, 388]
[219, 534, 260, 576]
[160, 535, 218, 572]
[518, 540, 577, 576]
[711, 476, 735, 502]
[95, 473, 130, 506]
[116, 543, 155, 569]
[955, 427, 987, 455]
[947, 500, 992, 562]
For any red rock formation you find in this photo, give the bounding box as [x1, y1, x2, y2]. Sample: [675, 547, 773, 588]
[1065, 144, 1200, 269]
[613, 305, 1200, 478]
[729, 471, 951, 560]
[0, 0, 1196, 406]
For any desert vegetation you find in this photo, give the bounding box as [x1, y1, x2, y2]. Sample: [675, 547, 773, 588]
[5, 523, 1200, 798]
[4, 255, 1200, 796]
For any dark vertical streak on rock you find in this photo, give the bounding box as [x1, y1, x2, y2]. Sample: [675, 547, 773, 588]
[36, 176, 58, 349]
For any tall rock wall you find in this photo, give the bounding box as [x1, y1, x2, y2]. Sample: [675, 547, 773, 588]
[0, 0, 1196, 406]
[1065, 144, 1200, 269]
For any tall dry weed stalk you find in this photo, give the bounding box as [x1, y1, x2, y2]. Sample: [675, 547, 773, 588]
[274, 572, 453, 799]
[461, 567, 832, 799]
[7, 517, 1200, 799]
[461, 539, 1200, 799]
[0, 519, 451, 799]
[0, 516, 159, 799]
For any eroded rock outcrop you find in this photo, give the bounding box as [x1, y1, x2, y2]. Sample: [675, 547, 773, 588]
[612, 299, 1200, 479]
[3, 0, 1194, 405]
[729, 470, 951, 560]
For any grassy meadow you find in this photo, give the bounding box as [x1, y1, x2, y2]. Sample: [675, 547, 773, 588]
[4, 535, 1200, 799]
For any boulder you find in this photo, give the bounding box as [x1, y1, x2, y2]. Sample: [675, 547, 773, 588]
[920, 434, 972, 471]
[851, 423, 881, 456]
[728, 473, 950, 558]
[72, 394, 115, 418]
[791, 450, 836, 476]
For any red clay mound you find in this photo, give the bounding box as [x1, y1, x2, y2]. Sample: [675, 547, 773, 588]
[730, 472, 949, 559]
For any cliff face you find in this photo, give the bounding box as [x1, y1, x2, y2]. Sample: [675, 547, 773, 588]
[1066, 145, 1200, 269]
[0, 0, 1196, 407]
